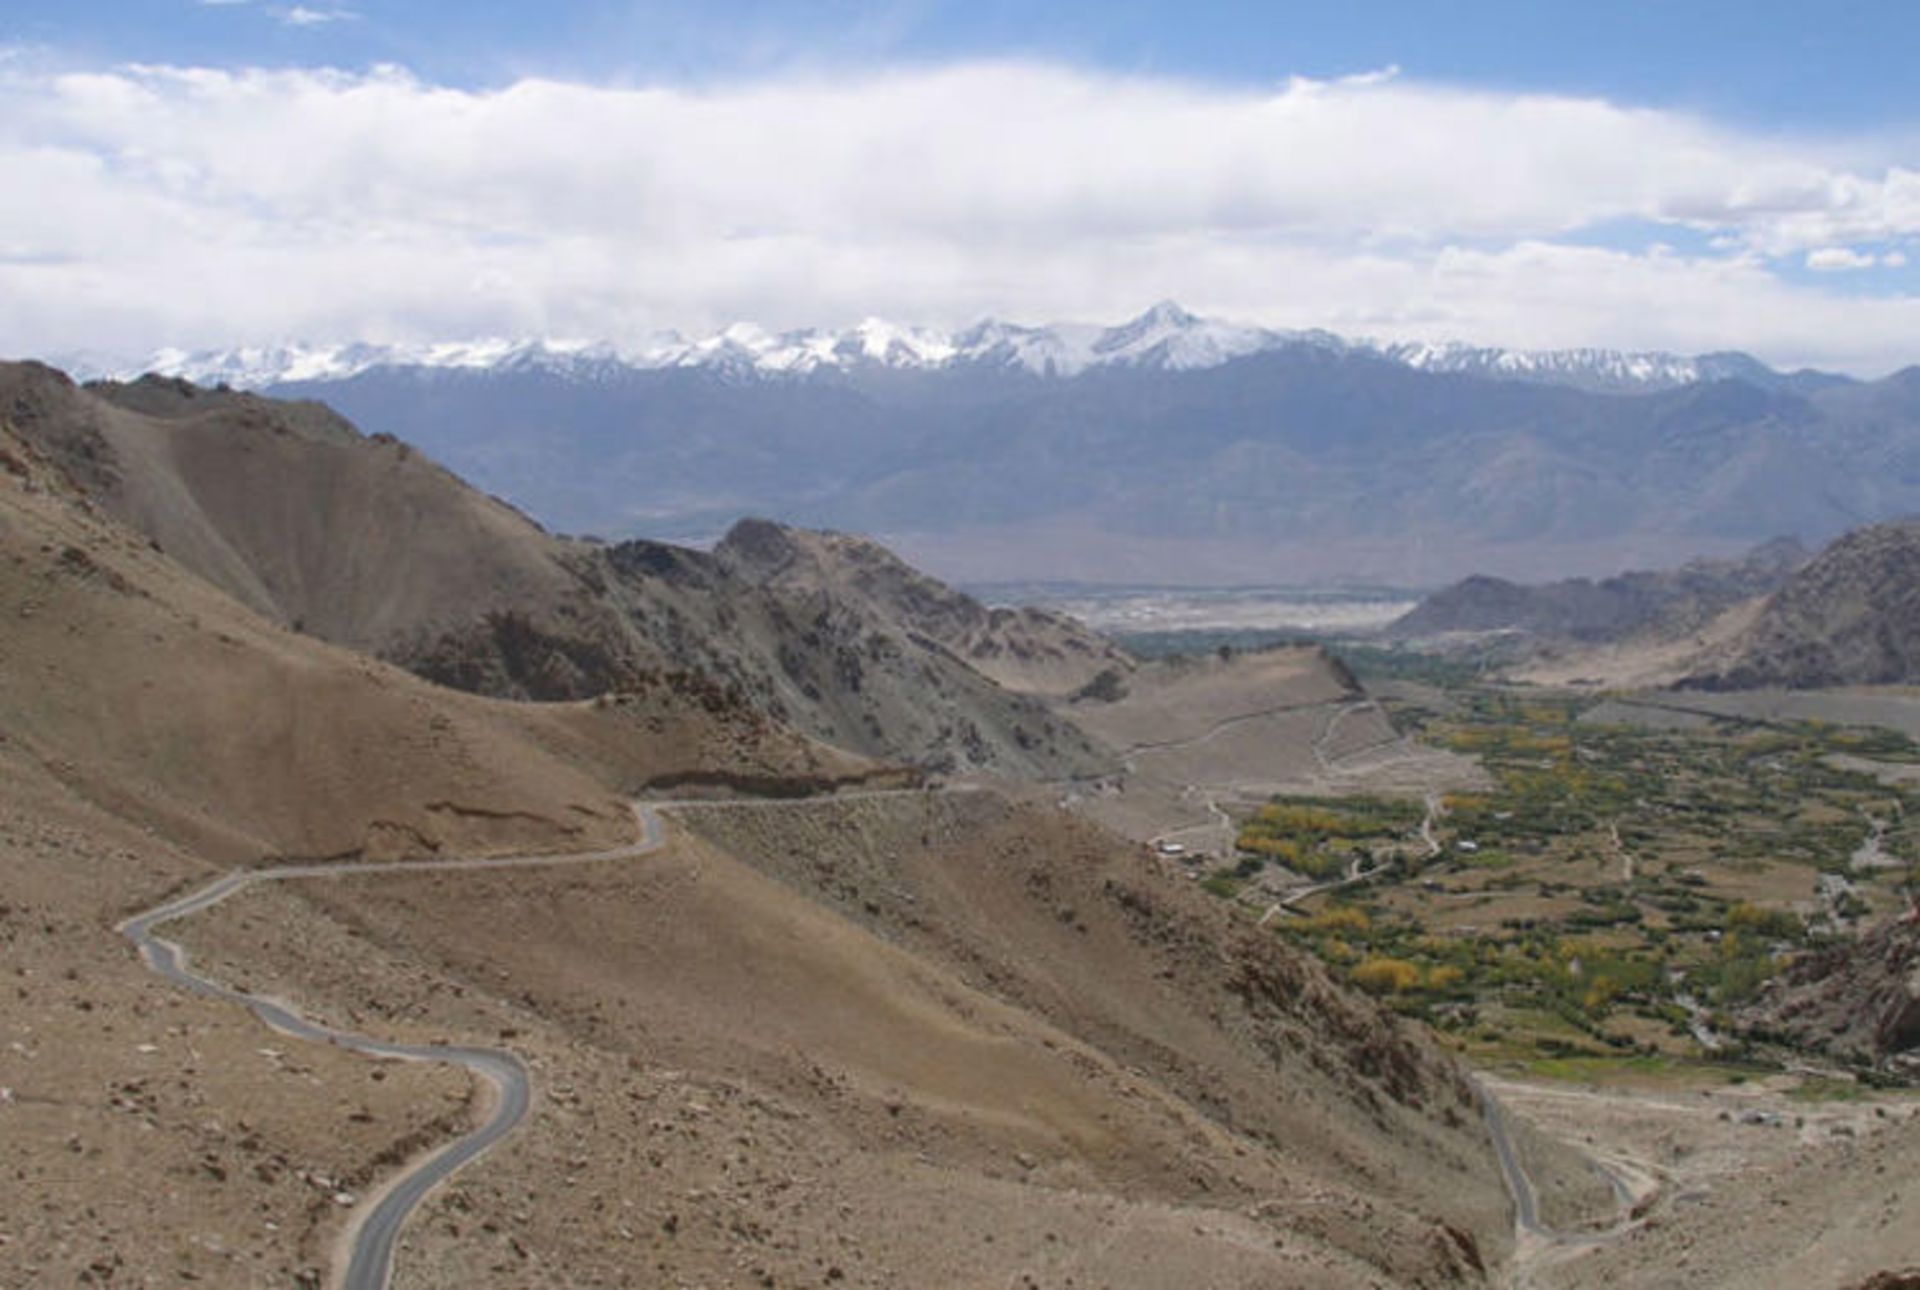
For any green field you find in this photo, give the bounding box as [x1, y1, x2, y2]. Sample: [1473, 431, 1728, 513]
[1210, 682, 1920, 1072]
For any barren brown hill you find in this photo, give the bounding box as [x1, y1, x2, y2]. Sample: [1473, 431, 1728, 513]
[1684, 518, 1920, 689]
[1, 362, 1107, 778]
[1389, 537, 1807, 646]
[1063, 643, 1360, 753]
[675, 792, 1539, 1259]
[162, 788, 1574, 1288]
[0, 417, 868, 865]
[1533, 1095, 1920, 1290]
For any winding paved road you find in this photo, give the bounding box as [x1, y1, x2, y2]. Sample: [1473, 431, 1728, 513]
[118, 787, 952, 1288]
[1469, 1073, 1653, 1287]
[119, 804, 671, 1290]
[1471, 1074, 1543, 1237]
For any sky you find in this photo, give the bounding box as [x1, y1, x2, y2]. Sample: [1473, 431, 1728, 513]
[5, 1, 1920, 373]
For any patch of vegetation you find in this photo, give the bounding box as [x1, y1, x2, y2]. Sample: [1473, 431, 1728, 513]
[1235, 796, 1423, 879]
[1112, 628, 1310, 659]
[1520, 1053, 1676, 1082]
[1787, 1076, 1867, 1103]
[1220, 682, 1920, 1070]
[1199, 873, 1243, 900]
[1332, 644, 1488, 689]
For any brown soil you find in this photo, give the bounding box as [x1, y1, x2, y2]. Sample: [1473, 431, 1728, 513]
[0, 373, 1723, 1289]
[0, 404, 1528, 1287]
[0, 750, 472, 1287]
[0, 411, 870, 868]
[0, 406, 876, 1285]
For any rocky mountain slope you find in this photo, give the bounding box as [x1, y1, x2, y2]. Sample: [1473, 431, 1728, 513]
[0, 414, 865, 866]
[1683, 518, 1920, 689]
[1389, 537, 1808, 645]
[0, 356, 1576, 1286]
[658, 790, 1533, 1279]
[106, 307, 1919, 585]
[714, 517, 1133, 696]
[0, 362, 1109, 779]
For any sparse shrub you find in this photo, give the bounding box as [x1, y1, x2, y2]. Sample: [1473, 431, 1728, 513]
[1295, 905, 1372, 936]
[1725, 901, 1803, 941]
[1351, 957, 1423, 995]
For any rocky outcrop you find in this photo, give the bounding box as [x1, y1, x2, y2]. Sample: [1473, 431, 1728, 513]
[1740, 911, 1920, 1071]
[714, 518, 1132, 696]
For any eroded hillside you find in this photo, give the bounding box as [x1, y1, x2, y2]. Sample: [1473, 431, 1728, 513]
[715, 517, 1133, 697]
[0, 362, 1108, 779]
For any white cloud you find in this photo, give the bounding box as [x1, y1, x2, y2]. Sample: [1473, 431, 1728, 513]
[1807, 246, 1879, 271]
[0, 59, 1916, 372]
[277, 6, 353, 26]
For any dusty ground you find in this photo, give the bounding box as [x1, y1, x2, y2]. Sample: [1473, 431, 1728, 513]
[0, 411, 886, 1287]
[1607, 687, 1920, 740]
[1061, 647, 1484, 855]
[0, 416, 871, 870]
[4, 363, 1108, 780]
[0, 751, 473, 1287]
[1064, 647, 1355, 752]
[1508, 600, 1765, 691]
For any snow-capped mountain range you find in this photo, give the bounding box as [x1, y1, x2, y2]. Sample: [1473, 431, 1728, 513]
[47, 299, 1913, 589]
[89, 302, 1829, 395]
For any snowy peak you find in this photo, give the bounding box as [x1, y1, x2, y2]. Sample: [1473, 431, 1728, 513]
[1087, 301, 1290, 370]
[1381, 341, 1715, 392]
[849, 318, 958, 367]
[134, 337, 638, 388]
[1092, 299, 1198, 355]
[100, 305, 1827, 394]
[1376, 341, 1843, 395]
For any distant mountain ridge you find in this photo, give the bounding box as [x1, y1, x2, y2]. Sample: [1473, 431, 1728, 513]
[86, 301, 1845, 394]
[1388, 537, 1811, 644]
